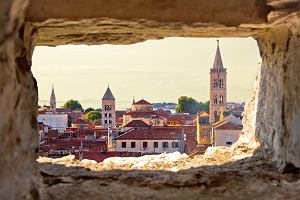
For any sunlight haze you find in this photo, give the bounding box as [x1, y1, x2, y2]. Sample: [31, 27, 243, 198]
[32, 37, 260, 110]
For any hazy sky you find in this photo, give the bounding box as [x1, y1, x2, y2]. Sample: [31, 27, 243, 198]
[32, 37, 261, 109]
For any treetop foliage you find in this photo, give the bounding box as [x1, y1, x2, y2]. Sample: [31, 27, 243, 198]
[176, 96, 209, 114]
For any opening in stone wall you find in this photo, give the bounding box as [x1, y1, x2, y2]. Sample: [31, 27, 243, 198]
[32, 37, 261, 169]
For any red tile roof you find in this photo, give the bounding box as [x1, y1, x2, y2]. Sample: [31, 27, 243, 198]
[94, 120, 102, 126]
[115, 126, 195, 140]
[116, 110, 126, 118]
[167, 113, 196, 121]
[124, 120, 150, 128]
[125, 111, 162, 118]
[115, 118, 123, 125]
[72, 118, 89, 124]
[56, 108, 72, 113]
[215, 121, 243, 130]
[133, 99, 152, 105]
[154, 109, 170, 118]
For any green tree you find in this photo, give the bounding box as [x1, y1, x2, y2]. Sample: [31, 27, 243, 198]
[176, 96, 209, 114]
[84, 110, 101, 122]
[84, 107, 95, 113]
[63, 99, 83, 111]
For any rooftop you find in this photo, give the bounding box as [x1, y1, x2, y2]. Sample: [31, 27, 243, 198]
[124, 120, 150, 128]
[102, 86, 115, 100]
[133, 99, 152, 105]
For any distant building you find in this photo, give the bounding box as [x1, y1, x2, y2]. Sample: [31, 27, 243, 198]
[37, 113, 68, 132]
[50, 85, 56, 112]
[115, 126, 199, 154]
[210, 41, 227, 123]
[166, 113, 196, 126]
[211, 115, 243, 146]
[131, 99, 153, 112]
[71, 118, 90, 130]
[123, 119, 150, 132]
[101, 86, 116, 129]
[115, 127, 184, 154]
[196, 112, 211, 145]
[123, 99, 169, 126]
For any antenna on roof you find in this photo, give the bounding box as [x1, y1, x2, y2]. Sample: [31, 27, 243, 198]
[216, 39, 219, 46]
[108, 82, 109, 87]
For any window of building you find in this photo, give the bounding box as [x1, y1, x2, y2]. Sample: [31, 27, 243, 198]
[105, 105, 112, 111]
[213, 79, 218, 88]
[109, 120, 112, 124]
[109, 113, 112, 117]
[172, 141, 179, 148]
[219, 95, 223, 103]
[105, 113, 107, 117]
[121, 142, 126, 148]
[143, 142, 148, 149]
[131, 142, 136, 148]
[219, 79, 224, 88]
[104, 120, 107, 124]
[153, 142, 158, 148]
[214, 95, 218, 104]
[162, 142, 168, 148]
[225, 135, 233, 146]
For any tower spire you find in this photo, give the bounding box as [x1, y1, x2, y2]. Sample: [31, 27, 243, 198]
[50, 84, 56, 112]
[213, 40, 224, 69]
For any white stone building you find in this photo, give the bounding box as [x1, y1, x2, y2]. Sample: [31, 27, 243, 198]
[211, 115, 243, 146]
[115, 127, 184, 154]
[37, 113, 68, 132]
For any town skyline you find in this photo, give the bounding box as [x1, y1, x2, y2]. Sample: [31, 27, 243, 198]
[32, 37, 260, 109]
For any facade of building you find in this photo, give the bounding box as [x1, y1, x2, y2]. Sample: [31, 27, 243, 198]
[211, 115, 243, 146]
[167, 113, 196, 126]
[196, 112, 211, 145]
[101, 86, 116, 129]
[37, 113, 68, 132]
[210, 41, 227, 123]
[115, 127, 183, 154]
[123, 119, 150, 132]
[213, 121, 242, 146]
[131, 99, 153, 112]
[123, 99, 168, 126]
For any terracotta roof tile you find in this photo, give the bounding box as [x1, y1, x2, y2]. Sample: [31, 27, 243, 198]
[133, 99, 152, 105]
[124, 120, 150, 128]
[125, 111, 160, 118]
[215, 121, 243, 130]
[115, 126, 196, 140]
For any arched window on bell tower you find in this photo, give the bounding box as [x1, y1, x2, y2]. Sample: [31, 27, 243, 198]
[214, 95, 218, 104]
[213, 79, 218, 88]
[219, 79, 224, 88]
[219, 95, 223, 104]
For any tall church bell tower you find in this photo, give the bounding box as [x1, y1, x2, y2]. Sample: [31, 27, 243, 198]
[209, 41, 227, 123]
[50, 84, 56, 113]
[101, 86, 116, 129]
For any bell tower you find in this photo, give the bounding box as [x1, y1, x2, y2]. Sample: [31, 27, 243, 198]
[101, 86, 116, 129]
[209, 40, 227, 123]
[50, 84, 56, 113]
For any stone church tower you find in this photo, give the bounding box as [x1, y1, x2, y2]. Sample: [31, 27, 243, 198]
[209, 41, 227, 123]
[101, 86, 116, 128]
[50, 85, 56, 113]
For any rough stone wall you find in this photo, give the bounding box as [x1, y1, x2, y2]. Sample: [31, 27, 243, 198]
[0, 0, 41, 199]
[254, 13, 300, 169]
[0, 0, 300, 199]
